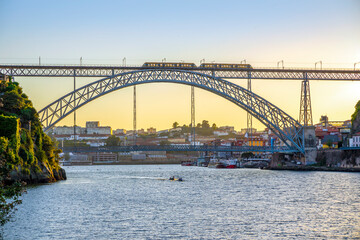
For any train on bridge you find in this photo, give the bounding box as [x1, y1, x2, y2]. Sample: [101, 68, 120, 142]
[142, 62, 253, 69]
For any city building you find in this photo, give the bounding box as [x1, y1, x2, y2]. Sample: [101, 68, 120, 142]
[147, 127, 156, 134]
[349, 133, 360, 147]
[113, 129, 126, 135]
[86, 121, 100, 128]
[218, 126, 235, 132]
[213, 130, 228, 136]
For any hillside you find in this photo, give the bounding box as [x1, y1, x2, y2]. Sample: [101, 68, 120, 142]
[0, 79, 66, 183]
[351, 100, 360, 134]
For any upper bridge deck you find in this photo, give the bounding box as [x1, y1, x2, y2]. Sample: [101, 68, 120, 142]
[1, 64, 359, 80]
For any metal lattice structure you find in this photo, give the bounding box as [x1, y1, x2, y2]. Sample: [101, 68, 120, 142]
[299, 74, 313, 126]
[191, 86, 195, 146]
[62, 145, 299, 153]
[38, 69, 305, 153]
[1, 65, 360, 80]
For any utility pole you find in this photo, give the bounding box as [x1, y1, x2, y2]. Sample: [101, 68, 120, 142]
[277, 60, 284, 69]
[354, 62, 360, 70]
[315, 61, 322, 70]
[39, 56, 41, 66]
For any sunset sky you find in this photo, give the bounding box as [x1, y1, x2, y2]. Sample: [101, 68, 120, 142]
[0, 0, 360, 131]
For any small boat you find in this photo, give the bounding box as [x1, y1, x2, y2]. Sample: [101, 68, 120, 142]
[222, 158, 237, 168]
[208, 157, 226, 168]
[181, 160, 194, 166]
[169, 176, 183, 181]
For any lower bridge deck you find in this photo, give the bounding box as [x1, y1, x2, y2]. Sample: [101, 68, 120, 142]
[62, 145, 300, 153]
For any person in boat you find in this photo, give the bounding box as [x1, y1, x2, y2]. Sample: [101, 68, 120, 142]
[178, 177, 183, 181]
[169, 176, 175, 180]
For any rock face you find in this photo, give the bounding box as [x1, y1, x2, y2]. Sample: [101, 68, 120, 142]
[9, 163, 67, 184]
[316, 149, 360, 168]
[0, 80, 66, 185]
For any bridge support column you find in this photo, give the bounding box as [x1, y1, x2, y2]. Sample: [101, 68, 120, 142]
[191, 86, 195, 146]
[247, 71, 252, 145]
[302, 126, 317, 165]
[73, 72, 76, 148]
[299, 73, 313, 126]
[133, 86, 136, 145]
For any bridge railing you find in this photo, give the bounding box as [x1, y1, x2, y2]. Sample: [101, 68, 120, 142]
[62, 145, 299, 153]
[1, 64, 359, 71]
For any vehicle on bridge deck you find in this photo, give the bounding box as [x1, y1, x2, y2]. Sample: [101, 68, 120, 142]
[142, 62, 196, 68]
[199, 63, 253, 69]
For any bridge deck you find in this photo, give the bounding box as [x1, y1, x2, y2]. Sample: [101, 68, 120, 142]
[1, 65, 359, 80]
[62, 145, 300, 153]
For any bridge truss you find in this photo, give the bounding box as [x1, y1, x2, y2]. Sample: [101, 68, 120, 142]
[1, 65, 359, 80]
[36, 69, 305, 153]
[62, 145, 299, 153]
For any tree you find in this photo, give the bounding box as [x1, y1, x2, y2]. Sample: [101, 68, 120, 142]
[105, 135, 121, 146]
[212, 123, 217, 130]
[172, 122, 179, 129]
[159, 140, 171, 146]
[202, 120, 210, 129]
[0, 137, 24, 226]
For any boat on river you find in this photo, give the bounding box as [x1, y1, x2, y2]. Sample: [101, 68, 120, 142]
[208, 157, 237, 168]
[208, 157, 226, 168]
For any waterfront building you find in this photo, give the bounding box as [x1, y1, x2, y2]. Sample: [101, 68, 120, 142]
[349, 133, 360, 147]
[90, 152, 118, 163]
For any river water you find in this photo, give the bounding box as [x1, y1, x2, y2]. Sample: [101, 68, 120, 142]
[2, 165, 360, 239]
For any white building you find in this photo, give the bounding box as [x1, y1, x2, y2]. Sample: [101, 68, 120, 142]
[349, 133, 360, 147]
[53, 126, 85, 135]
[214, 130, 229, 136]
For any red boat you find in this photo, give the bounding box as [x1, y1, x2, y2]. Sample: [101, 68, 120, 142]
[181, 161, 194, 166]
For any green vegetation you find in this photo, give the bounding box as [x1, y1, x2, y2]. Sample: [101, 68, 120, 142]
[351, 100, 360, 123]
[105, 135, 121, 146]
[0, 80, 62, 225]
[171, 120, 221, 137]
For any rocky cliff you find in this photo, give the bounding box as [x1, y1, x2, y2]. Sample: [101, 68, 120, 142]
[351, 100, 360, 134]
[0, 80, 66, 184]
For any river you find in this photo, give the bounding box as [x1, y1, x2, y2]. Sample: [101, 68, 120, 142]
[2, 165, 360, 239]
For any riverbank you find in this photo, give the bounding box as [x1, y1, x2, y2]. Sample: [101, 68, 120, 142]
[265, 166, 360, 172]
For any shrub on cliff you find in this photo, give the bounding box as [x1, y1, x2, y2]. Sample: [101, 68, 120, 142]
[0, 137, 23, 226]
[351, 100, 360, 134]
[0, 80, 61, 175]
[0, 80, 64, 225]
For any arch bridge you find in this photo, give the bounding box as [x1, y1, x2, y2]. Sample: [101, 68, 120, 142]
[37, 69, 305, 153]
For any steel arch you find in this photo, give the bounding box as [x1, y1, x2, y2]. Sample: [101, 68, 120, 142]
[38, 69, 304, 153]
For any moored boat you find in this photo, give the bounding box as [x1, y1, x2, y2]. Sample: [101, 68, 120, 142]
[181, 160, 194, 166]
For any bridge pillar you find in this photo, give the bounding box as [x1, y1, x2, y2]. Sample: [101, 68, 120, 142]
[191, 86, 195, 146]
[299, 73, 313, 126]
[247, 71, 252, 145]
[302, 126, 317, 165]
